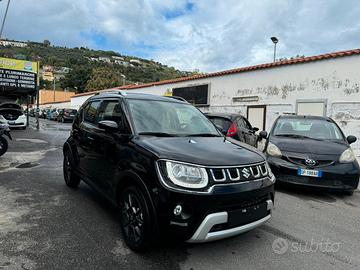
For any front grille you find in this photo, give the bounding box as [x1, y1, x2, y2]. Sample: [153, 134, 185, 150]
[286, 157, 334, 168]
[208, 162, 268, 183]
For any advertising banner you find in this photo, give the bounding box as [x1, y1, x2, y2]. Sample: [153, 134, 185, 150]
[0, 57, 38, 97]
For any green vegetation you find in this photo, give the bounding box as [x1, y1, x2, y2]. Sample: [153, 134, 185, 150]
[0, 40, 196, 93]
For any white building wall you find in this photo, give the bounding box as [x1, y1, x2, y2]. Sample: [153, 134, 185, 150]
[127, 55, 360, 155]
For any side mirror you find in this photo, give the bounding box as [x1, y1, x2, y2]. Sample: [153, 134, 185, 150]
[259, 130, 268, 139]
[347, 135, 357, 144]
[98, 120, 119, 132]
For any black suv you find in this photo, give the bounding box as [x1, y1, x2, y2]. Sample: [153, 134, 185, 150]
[63, 91, 275, 251]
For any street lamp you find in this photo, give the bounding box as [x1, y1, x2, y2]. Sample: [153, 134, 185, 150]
[270, 36, 279, 63]
[0, 0, 11, 39]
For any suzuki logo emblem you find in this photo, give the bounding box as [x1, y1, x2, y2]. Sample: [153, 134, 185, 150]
[242, 168, 251, 179]
[305, 159, 316, 167]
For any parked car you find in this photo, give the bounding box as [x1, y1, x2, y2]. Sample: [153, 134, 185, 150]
[47, 108, 58, 120]
[260, 115, 359, 195]
[63, 92, 275, 251]
[205, 113, 259, 147]
[0, 103, 27, 129]
[57, 108, 77, 123]
[40, 109, 49, 119]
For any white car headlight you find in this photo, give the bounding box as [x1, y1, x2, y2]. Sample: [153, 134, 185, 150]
[267, 142, 282, 157]
[339, 148, 356, 163]
[19, 114, 26, 119]
[165, 161, 208, 189]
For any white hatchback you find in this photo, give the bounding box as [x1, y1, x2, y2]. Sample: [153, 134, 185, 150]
[0, 103, 27, 129]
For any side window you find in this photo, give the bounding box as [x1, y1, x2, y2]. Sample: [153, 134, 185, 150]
[243, 118, 252, 130]
[236, 117, 246, 129]
[84, 101, 100, 124]
[97, 100, 123, 125]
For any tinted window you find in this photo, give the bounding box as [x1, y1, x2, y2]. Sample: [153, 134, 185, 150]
[97, 100, 123, 125]
[208, 117, 231, 131]
[127, 99, 220, 136]
[84, 101, 100, 124]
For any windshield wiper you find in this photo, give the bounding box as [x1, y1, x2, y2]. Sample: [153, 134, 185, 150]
[186, 133, 222, 137]
[275, 134, 309, 138]
[275, 134, 322, 140]
[138, 132, 177, 137]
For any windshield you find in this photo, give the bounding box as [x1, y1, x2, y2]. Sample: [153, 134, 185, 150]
[127, 99, 221, 136]
[272, 118, 345, 141]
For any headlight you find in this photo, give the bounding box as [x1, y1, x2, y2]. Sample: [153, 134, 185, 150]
[19, 114, 26, 119]
[266, 142, 282, 157]
[165, 161, 208, 189]
[339, 148, 356, 163]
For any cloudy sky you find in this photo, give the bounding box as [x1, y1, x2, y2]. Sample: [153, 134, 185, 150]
[2, 0, 360, 72]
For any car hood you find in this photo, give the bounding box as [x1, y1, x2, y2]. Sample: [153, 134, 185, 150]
[270, 136, 348, 157]
[134, 136, 265, 166]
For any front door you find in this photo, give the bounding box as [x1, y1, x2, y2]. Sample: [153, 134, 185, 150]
[236, 117, 257, 147]
[247, 105, 266, 131]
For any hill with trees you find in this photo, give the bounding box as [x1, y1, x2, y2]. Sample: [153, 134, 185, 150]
[0, 39, 197, 93]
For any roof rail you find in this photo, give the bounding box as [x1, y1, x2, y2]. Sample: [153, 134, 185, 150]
[94, 90, 127, 96]
[166, 96, 188, 102]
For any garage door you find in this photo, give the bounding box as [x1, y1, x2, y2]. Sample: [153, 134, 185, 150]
[247, 105, 266, 131]
[297, 101, 326, 116]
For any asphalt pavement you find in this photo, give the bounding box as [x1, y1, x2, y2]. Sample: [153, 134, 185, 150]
[0, 118, 359, 270]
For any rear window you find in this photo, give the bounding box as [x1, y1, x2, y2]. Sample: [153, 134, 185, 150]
[208, 117, 232, 131]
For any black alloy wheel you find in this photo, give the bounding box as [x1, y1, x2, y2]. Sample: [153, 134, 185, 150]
[120, 186, 152, 252]
[63, 151, 81, 188]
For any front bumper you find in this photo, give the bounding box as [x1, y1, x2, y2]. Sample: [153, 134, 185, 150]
[7, 121, 26, 128]
[187, 199, 273, 243]
[268, 156, 360, 191]
[156, 178, 275, 242]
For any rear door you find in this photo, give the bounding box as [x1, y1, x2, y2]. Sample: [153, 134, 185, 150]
[78, 100, 101, 182]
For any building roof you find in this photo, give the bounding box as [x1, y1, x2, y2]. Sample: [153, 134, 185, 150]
[124, 48, 360, 90]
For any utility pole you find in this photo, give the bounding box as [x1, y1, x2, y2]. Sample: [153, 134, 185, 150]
[36, 61, 40, 130]
[53, 77, 56, 101]
[0, 0, 11, 39]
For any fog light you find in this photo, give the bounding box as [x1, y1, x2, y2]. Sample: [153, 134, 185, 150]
[173, 205, 182, 216]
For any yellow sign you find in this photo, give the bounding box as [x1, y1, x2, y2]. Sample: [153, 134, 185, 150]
[0, 57, 38, 73]
[43, 71, 54, 81]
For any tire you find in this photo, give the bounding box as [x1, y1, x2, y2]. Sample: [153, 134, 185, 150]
[0, 136, 8, 157]
[119, 186, 154, 252]
[63, 151, 81, 188]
